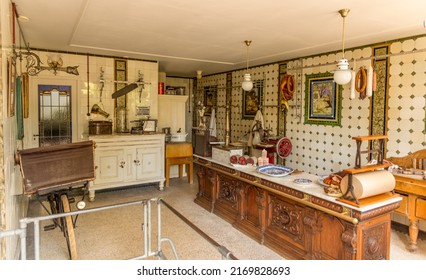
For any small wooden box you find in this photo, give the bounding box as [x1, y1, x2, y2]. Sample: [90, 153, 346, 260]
[212, 146, 243, 164]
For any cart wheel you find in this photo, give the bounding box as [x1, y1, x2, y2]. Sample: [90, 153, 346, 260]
[47, 194, 60, 227]
[61, 194, 78, 260]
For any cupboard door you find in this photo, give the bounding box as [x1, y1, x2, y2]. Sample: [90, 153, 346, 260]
[136, 146, 162, 179]
[95, 148, 125, 184]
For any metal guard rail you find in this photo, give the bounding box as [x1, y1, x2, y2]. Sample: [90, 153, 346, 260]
[0, 197, 237, 260]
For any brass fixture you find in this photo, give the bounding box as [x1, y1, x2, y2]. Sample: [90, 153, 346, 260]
[333, 8, 352, 85]
[90, 104, 110, 118]
[242, 40, 253, 91]
[14, 46, 79, 76]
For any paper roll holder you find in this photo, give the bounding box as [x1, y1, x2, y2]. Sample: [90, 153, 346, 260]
[342, 135, 391, 204]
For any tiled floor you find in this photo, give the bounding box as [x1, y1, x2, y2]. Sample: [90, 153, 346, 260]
[26, 176, 426, 260]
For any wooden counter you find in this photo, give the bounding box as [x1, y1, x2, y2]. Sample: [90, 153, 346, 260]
[193, 156, 401, 260]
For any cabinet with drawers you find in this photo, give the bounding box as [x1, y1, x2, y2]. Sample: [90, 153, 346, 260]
[88, 134, 165, 201]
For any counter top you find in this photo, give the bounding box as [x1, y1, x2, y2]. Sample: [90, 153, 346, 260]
[193, 155, 402, 214]
[83, 132, 164, 139]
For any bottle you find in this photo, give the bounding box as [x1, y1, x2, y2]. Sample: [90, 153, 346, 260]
[262, 149, 267, 159]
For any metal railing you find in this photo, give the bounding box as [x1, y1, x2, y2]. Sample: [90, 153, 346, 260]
[0, 197, 237, 260]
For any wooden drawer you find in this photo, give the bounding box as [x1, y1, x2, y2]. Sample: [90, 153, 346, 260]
[415, 198, 426, 220]
[395, 193, 408, 215]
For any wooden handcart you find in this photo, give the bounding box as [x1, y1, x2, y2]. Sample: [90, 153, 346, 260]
[16, 141, 95, 260]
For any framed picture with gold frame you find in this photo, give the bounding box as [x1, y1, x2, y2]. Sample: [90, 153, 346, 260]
[203, 85, 217, 116]
[304, 72, 342, 126]
[7, 57, 16, 117]
[242, 80, 264, 119]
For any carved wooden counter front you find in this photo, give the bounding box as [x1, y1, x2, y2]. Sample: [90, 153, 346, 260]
[193, 156, 401, 260]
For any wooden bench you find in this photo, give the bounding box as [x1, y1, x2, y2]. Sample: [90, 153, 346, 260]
[387, 149, 426, 251]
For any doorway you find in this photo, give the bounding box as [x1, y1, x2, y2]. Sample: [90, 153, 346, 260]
[38, 85, 72, 147]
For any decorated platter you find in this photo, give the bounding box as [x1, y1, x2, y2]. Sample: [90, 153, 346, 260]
[276, 137, 292, 158]
[256, 165, 294, 177]
[293, 178, 312, 185]
[317, 175, 329, 187]
[318, 175, 343, 197]
[230, 163, 255, 169]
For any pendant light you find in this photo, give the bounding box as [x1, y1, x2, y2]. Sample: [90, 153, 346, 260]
[242, 40, 253, 91]
[333, 8, 352, 85]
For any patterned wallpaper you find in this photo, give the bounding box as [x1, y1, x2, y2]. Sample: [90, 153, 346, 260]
[195, 35, 426, 176]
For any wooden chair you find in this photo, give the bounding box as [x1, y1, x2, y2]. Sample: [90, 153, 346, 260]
[387, 149, 426, 170]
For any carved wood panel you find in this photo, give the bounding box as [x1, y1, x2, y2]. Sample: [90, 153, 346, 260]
[213, 173, 239, 222]
[194, 166, 216, 211]
[266, 194, 305, 246]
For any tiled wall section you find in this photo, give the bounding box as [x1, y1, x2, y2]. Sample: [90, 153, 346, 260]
[195, 74, 227, 141]
[286, 48, 373, 175]
[387, 37, 426, 156]
[196, 35, 426, 176]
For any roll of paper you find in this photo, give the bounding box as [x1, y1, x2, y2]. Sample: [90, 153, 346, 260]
[340, 170, 395, 199]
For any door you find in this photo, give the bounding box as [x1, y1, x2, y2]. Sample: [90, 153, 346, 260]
[26, 78, 78, 148]
[95, 148, 125, 185]
[136, 146, 162, 180]
[38, 85, 72, 147]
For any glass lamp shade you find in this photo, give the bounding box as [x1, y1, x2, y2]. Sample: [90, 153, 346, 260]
[242, 73, 253, 91]
[333, 58, 352, 85]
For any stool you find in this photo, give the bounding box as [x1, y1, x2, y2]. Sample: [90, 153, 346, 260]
[165, 142, 193, 187]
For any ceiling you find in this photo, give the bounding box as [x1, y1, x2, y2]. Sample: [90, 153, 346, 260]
[12, 0, 426, 78]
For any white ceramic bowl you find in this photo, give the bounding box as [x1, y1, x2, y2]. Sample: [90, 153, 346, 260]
[171, 133, 188, 142]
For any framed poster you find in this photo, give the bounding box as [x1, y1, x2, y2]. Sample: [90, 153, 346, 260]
[304, 72, 342, 126]
[203, 85, 217, 116]
[242, 80, 263, 119]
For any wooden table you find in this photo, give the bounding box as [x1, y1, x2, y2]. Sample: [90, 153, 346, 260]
[165, 142, 193, 187]
[387, 149, 426, 251]
[393, 173, 426, 251]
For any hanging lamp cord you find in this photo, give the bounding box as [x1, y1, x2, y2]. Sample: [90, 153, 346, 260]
[341, 15, 346, 58]
[245, 40, 251, 71]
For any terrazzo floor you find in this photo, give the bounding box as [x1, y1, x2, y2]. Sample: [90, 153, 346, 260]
[25, 175, 426, 260]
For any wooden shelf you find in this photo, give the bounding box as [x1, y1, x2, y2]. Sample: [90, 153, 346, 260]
[344, 163, 392, 174]
[352, 135, 388, 141]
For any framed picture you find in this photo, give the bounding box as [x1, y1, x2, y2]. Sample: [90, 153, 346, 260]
[203, 86, 217, 116]
[242, 80, 263, 119]
[304, 72, 342, 126]
[7, 57, 16, 117]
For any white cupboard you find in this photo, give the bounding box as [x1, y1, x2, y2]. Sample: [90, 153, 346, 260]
[158, 95, 189, 178]
[157, 95, 188, 134]
[88, 134, 165, 201]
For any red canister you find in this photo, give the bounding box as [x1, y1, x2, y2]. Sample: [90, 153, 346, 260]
[158, 82, 164, 94]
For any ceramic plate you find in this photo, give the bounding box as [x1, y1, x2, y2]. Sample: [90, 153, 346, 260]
[317, 175, 329, 187]
[231, 163, 254, 169]
[276, 137, 292, 158]
[293, 178, 312, 185]
[256, 165, 294, 177]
